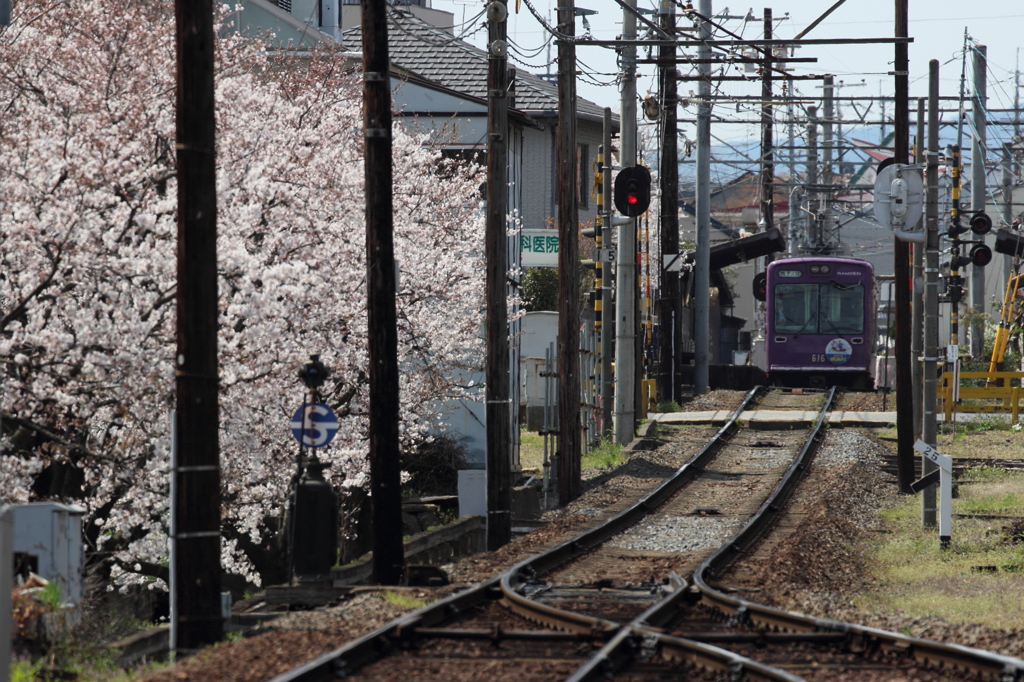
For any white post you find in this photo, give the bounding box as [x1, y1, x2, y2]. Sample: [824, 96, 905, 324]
[915, 439, 953, 547]
[940, 466, 952, 546]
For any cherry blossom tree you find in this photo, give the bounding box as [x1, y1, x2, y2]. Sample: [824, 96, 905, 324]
[0, 0, 485, 589]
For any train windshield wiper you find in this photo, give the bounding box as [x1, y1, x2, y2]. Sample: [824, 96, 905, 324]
[821, 317, 842, 335]
[793, 315, 816, 337]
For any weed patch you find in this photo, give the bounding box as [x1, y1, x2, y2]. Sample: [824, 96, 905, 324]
[859, 470, 1024, 629]
[582, 438, 625, 470]
[380, 591, 431, 609]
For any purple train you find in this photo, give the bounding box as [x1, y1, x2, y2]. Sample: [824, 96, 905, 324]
[764, 256, 876, 390]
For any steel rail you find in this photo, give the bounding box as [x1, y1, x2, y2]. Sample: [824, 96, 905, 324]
[502, 384, 818, 680]
[692, 386, 1024, 680]
[562, 390, 840, 682]
[269, 386, 768, 680]
[266, 577, 502, 681]
[567, 573, 806, 682]
[498, 386, 766, 632]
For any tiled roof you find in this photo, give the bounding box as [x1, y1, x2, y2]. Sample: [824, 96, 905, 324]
[343, 10, 612, 124]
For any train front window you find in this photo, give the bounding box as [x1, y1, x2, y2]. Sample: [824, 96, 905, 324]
[774, 283, 819, 334]
[820, 282, 864, 334]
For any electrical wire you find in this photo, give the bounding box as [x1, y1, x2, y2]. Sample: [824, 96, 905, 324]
[385, 6, 487, 48]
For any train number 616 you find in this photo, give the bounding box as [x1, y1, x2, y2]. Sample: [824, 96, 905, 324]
[810, 354, 826, 363]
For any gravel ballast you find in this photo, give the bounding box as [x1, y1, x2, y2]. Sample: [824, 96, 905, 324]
[140, 412, 1024, 681]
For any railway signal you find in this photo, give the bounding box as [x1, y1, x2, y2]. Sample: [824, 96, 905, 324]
[613, 165, 651, 217]
[969, 211, 992, 236]
[951, 243, 993, 269]
[752, 272, 767, 301]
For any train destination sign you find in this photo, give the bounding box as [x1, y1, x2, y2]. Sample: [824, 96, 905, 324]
[290, 402, 339, 448]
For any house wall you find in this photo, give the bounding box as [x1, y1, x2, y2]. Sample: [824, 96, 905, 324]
[576, 120, 604, 228]
[10, 503, 85, 606]
[518, 119, 604, 233]
[341, 5, 453, 33]
[233, 0, 335, 47]
[519, 126, 552, 231]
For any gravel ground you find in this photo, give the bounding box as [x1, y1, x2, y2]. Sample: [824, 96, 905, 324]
[673, 389, 749, 412]
[733, 428, 1024, 664]
[139, 395, 1024, 681]
[606, 514, 744, 553]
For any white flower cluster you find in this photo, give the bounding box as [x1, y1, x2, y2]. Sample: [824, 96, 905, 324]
[0, 0, 486, 589]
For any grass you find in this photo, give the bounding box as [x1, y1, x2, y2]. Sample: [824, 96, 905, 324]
[654, 400, 682, 413]
[10, 653, 169, 682]
[380, 590, 431, 609]
[519, 427, 547, 472]
[520, 427, 625, 472]
[582, 438, 625, 470]
[855, 469, 1024, 629]
[943, 416, 1018, 439]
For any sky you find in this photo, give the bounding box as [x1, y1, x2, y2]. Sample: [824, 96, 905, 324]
[429, 0, 1023, 150]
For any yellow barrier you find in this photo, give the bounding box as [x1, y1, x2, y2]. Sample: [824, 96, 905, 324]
[938, 371, 1024, 422]
[641, 379, 657, 419]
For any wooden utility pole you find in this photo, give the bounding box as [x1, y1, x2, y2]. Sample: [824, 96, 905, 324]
[362, 0, 404, 584]
[893, 0, 914, 493]
[173, 0, 222, 651]
[760, 8, 774, 232]
[658, 4, 679, 405]
[556, 0, 581, 505]
[485, 0, 511, 550]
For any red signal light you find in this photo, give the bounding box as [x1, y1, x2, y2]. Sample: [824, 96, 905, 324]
[627, 194, 639, 205]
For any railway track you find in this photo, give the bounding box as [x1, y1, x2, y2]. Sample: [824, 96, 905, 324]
[269, 387, 1024, 682]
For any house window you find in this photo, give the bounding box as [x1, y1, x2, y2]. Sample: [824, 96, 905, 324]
[577, 144, 589, 208]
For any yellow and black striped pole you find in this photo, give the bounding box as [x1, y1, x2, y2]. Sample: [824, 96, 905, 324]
[948, 144, 963, 348]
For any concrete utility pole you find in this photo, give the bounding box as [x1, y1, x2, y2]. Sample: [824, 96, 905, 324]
[173, 0, 223, 651]
[806, 106, 819, 246]
[923, 59, 941, 527]
[614, 0, 638, 442]
[760, 9, 775, 232]
[693, 0, 712, 394]
[893, 0, 914, 494]
[362, 0, 405, 585]
[971, 44, 988, 359]
[1004, 142, 1015, 292]
[556, 0, 581, 503]
[485, 0, 511, 550]
[822, 74, 834, 236]
[913, 98, 926, 439]
[601, 109, 614, 435]
[658, 3, 679, 405]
